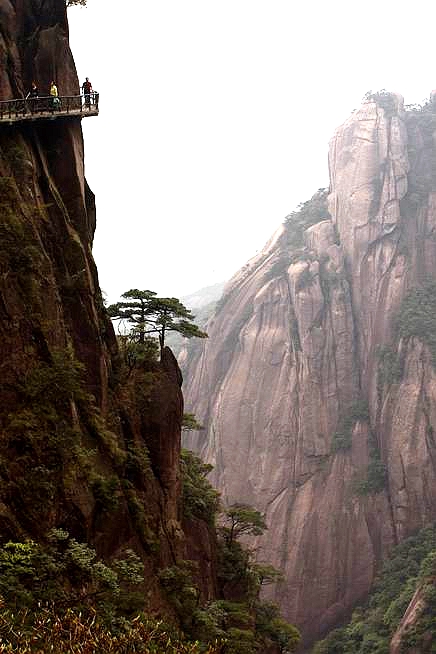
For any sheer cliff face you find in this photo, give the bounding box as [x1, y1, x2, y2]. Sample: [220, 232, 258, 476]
[184, 96, 436, 642]
[0, 0, 79, 101]
[0, 0, 192, 604]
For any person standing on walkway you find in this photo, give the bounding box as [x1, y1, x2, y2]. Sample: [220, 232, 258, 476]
[50, 81, 60, 109]
[26, 82, 39, 111]
[26, 82, 39, 99]
[82, 77, 92, 108]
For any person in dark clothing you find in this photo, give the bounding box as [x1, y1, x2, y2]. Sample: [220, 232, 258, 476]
[82, 77, 92, 108]
[25, 82, 39, 111]
[26, 82, 39, 99]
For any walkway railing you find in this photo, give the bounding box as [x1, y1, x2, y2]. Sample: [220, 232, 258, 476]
[0, 92, 99, 123]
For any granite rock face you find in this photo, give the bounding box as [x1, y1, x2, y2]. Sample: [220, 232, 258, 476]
[0, 0, 77, 99]
[184, 95, 436, 643]
[0, 0, 215, 612]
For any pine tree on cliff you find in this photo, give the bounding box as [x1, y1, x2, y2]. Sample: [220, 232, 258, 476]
[107, 289, 207, 351]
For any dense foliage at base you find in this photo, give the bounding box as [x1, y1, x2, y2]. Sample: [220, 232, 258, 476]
[312, 525, 436, 653]
[0, 603, 220, 653]
[168, 452, 301, 653]
[0, 444, 299, 653]
[0, 530, 221, 652]
[0, 501, 299, 652]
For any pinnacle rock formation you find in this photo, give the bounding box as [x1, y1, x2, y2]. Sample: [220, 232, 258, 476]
[183, 92, 436, 644]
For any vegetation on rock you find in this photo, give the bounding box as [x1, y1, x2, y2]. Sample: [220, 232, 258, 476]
[375, 281, 436, 395]
[377, 344, 402, 388]
[220, 504, 267, 547]
[175, 453, 301, 652]
[331, 400, 370, 453]
[0, 603, 220, 653]
[284, 188, 330, 251]
[107, 289, 207, 353]
[182, 413, 204, 431]
[363, 89, 398, 117]
[312, 524, 436, 654]
[0, 531, 220, 652]
[399, 552, 436, 652]
[0, 530, 144, 618]
[394, 283, 436, 366]
[181, 449, 220, 525]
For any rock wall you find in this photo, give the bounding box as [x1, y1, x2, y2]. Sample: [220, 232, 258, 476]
[0, 0, 217, 614]
[183, 94, 436, 644]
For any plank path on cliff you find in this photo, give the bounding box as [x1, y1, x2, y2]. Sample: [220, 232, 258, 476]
[0, 93, 99, 124]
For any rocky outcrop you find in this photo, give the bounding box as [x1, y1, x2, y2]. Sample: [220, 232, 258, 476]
[183, 94, 436, 644]
[0, 0, 216, 617]
[0, 0, 77, 99]
[390, 580, 436, 654]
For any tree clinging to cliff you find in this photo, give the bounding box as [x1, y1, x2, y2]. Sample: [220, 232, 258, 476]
[221, 503, 267, 546]
[107, 289, 207, 351]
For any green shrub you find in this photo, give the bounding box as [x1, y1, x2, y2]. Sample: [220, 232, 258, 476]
[377, 345, 402, 387]
[118, 335, 160, 372]
[217, 538, 250, 591]
[0, 208, 42, 295]
[225, 628, 256, 654]
[284, 188, 330, 250]
[394, 283, 436, 366]
[182, 413, 204, 431]
[123, 483, 159, 553]
[91, 474, 120, 512]
[0, 349, 94, 527]
[0, 531, 145, 624]
[376, 284, 436, 393]
[158, 561, 200, 629]
[85, 410, 127, 467]
[331, 400, 370, 452]
[181, 449, 220, 525]
[353, 458, 387, 495]
[254, 601, 300, 653]
[125, 443, 152, 483]
[19, 348, 88, 407]
[363, 89, 398, 117]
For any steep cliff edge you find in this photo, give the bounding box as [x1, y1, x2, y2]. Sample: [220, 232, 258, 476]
[0, 0, 193, 612]
[184, 92, 436, 644]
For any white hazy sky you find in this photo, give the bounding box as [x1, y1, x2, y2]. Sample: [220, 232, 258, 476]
[69, 0, 436, 303]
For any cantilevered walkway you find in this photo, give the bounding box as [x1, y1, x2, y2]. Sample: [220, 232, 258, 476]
[0, 92, 99, 124]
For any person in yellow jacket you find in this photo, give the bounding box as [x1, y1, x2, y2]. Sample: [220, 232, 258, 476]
[50, 81, 60, 109]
